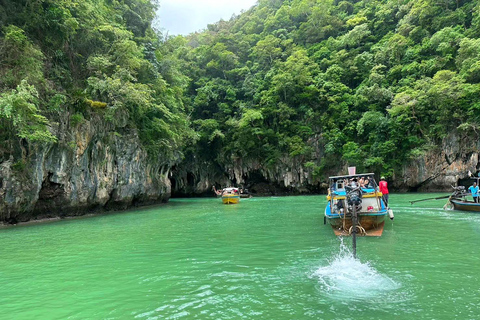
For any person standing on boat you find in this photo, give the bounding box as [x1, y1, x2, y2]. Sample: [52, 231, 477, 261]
[379, 176, 389, 207]
[468, 181, 479, 203]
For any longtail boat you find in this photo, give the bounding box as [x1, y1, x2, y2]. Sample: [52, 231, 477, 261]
[324, 173, 392, 236]
[448, 198, 480, 212]
[445, 182, 480, 212]
[221, 187, 240, 204]
[411, 178, 480, 213]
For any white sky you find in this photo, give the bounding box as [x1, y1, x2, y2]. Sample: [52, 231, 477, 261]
[156, 0, 258, 36]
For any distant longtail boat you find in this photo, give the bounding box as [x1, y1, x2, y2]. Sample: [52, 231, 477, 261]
[221, 187, 240, 204]
[411, 177, 480, 213]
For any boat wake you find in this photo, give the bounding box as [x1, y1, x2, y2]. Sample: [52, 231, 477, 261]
[311, 240, 400, 302]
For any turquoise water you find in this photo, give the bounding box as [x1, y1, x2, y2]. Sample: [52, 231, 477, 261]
[1, 194, 480, 319]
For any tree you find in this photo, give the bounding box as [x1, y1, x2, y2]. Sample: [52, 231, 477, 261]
[0, 80, 56, 143]
[0, 25, 44, 88]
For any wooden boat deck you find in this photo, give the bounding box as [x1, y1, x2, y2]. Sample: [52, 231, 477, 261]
[332, 221, 385, 237]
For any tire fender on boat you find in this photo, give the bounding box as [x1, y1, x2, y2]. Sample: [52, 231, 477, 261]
[388, 209, 394, 220]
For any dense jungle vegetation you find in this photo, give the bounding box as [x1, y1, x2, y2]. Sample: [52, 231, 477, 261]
[1, 0, 480, 184]
[0, 0, 192, 169]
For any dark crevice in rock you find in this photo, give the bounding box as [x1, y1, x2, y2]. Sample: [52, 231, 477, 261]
[104, 188, 118, 210]
[131, 195, 141, 207]
[444, 153, 453, 165]
[187, 172, 195, 186]
[34, 172, 66, 214]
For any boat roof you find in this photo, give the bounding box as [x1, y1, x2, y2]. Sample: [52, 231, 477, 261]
[223, 187, 238, 191]
[328, 173, 376, 180]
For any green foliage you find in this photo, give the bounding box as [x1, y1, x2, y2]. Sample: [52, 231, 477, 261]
[1, 0, 479, 184]
[0, 0, 192, 166]
[70, 113, 85, 127]
[86, 99, 107, 109]
[48, 94, 67, 112]
[0, 25, 45, 88]
[456, 38, 480, 82]
[342, 142, 365, 169]
[0, 80, 56, 142]
[166, 0, 480, 180]
[12, 159, 27, 172]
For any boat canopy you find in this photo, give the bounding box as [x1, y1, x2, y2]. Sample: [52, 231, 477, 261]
[328, 173, 376, 182]
[328, 173, 379, 191]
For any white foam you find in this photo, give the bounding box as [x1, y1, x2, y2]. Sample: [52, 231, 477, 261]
[312, 240, 400, 301]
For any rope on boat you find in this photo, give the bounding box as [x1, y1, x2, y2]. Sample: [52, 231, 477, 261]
[348, 225, 366, 236]
[338, 204, 366, 236]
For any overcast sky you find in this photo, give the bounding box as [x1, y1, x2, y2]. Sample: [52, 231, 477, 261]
[155, 0, 258, 36]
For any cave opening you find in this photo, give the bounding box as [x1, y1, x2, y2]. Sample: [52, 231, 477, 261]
[34, 172, 66, 214]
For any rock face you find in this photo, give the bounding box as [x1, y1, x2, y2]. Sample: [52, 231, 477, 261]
[396, 133, 480, 191]
[171, 135, 326, 196]
[1, 119, 478, 223]
[171, 156, 319, 197]
[0, 113, 170, 223]
[172, 133, 480, 195]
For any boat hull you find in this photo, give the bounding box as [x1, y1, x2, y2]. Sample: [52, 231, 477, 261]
[325, 192, 388, 236]
[332, 221, 385, 236]
[325, 211, 387, 236]
[222, 195, 240, 204]
[326, 213, 387, 231]
[450, 199, 480, 212]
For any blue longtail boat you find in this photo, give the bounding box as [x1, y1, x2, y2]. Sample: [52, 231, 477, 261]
[324, 173, 392, 236]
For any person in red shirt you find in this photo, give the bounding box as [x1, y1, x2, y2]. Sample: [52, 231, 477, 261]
[379, 176, 389, 207]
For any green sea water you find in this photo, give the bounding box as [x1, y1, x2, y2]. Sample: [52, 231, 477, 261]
[1, 194, 480, 319]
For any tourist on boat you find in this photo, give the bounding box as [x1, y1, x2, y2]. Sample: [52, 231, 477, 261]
[362, 177, 371, 189]
[468, 181, 479, 203]
[358, 177, 365, 187]
[349, 178, 358, 188]
[379, 176, 389, 206]
[222, 187, 238, 195]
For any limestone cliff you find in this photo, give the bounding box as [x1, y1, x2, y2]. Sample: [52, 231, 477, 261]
[396, 133, 480, 191]
[1, 123, 478, 223]
[0, 112, 170, 223]
[172, 133, 479, 195]
[171, 155, 321, 197]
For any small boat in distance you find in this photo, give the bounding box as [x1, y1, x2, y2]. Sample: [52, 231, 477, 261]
[445, 183, 480, 212]
[239, 188, 252, 198]
[410, 177, 480, 212]
[448, 197, 480, 212]
[221, 187, 240, 204]
[325, 173, 390, 236]
[447, 177, 480, 212]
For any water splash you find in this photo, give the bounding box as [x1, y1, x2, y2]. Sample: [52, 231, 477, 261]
[312, 239, 400, 302]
